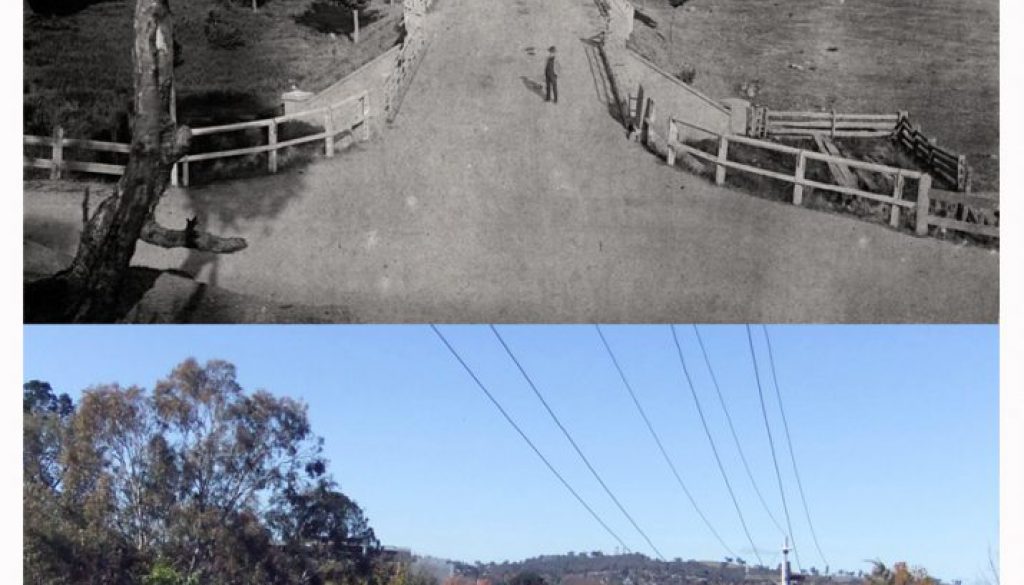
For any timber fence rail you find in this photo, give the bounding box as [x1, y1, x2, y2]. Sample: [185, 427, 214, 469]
[666, 117, 998, 241]
[24, 90, 369, 187]
[24, 130, 130, 178]
[667, 117, 932, 234]
[763, 109, 899, 138]
[927, 189, 999, 238]
[892, 114, 970, 191]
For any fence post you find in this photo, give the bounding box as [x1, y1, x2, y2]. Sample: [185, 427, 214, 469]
[353, 9, 360, 43]
[830, 109, 837, 138]
[324, 111, 335, 158]
[666, 119, 677, 167]
[715, 135, 728, 186]
[642, 98, 654, 147]
[890, 171, 904, 228]
[268, 121, 278, 173]
[182, 160, 190, 187]
[634, 84, 646, 135]
[957, 154, 967, 191]
[170, 85, 178, 186]
[793, 150, 805, 205]
[50, 126, 64, 180]
[895, 110, 908, 137]
[362, 95, 370, 140]
[915, 174, 932, 236]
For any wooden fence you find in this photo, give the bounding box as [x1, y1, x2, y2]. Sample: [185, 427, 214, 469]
[24, 91, 369, 187]
[666, 117, 998, 240]
[927, 189, 999, 238]
[763, 109, 899, 138]
[25, 128, 130, 178]
[668, 117, 931, 233]
[892, 115, 970, 191]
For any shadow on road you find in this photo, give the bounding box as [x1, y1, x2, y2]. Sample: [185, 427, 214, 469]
[579, 35, 625, 126]
[520, 76, 546, 100]
[173, 165, 308, 286]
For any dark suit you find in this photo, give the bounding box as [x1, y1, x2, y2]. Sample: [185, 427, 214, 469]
[545, 55, 559, 103]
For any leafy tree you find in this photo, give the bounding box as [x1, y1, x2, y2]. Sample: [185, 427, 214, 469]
[865, 561, 937, 585]
[23, 359, 376, 585]
[26, 0, 245, 323]
[509, 571, 546, 585]
[336, 0, 372, 12]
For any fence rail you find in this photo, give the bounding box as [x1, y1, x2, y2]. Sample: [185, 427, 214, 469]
[764, 110, 899, 138]
[892, 115, 969, 191]
[24, 91, 370, 186]
[667, 117, 936, 234]
[666, 116, 997, 240]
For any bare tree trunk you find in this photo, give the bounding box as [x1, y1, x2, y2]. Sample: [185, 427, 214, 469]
[32, 0, 246, 322]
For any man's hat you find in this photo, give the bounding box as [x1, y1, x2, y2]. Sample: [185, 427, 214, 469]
[549, 46, 556, 53]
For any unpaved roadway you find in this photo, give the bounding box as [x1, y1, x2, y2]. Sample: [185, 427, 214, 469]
[24, 0, 998, 322]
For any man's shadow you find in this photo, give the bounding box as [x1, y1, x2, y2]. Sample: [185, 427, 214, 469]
[520, 76, 546, 101]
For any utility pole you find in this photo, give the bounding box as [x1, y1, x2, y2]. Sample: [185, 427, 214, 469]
[779, 538, 791, 585]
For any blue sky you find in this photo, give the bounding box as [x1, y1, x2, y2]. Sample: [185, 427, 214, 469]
[22, 325, 998, 583]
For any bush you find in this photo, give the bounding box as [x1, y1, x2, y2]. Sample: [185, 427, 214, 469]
[205, 9, 247, 49]
[144, 562, 197, 585]
[675, 66, 696, 84]
[26, 0, 94, 16]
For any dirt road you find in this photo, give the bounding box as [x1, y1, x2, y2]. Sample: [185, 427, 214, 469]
[24, 0, 998, 322]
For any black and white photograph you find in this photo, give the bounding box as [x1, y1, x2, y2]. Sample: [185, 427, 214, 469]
[19, 0, 1001, 323]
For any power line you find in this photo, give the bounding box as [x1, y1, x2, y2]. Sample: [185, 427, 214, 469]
[692, 325, 786, 536]
[594, 325, 739, 560]
[490, 325, 666, 561]
[762, 325, 829, 570]
[745, 324, 802, 571]
[669, 325, 764, 566]
[430, 325, 632, 553]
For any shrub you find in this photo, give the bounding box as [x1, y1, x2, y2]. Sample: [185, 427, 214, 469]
[205, 9, 247, 49]
[675, 66, 696, 84]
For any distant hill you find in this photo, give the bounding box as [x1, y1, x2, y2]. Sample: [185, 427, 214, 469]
[438, 553, 871, 585]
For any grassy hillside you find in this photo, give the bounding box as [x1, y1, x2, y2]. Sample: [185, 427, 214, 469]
[453, 552, 876, 585]
[24, 0, 403, 139]
[627, 0, 999, 190]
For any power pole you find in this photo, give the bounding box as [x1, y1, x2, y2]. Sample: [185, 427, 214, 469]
[780, 538, 791, 585]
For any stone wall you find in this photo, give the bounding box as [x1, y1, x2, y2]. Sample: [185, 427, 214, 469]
[599, 0, 732, 149]
[282, 0, 437, 132]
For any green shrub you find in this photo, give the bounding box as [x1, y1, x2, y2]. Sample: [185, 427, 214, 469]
[143, 561, 197, 585]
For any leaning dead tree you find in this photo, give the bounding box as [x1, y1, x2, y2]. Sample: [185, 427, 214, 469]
[35, 0, 246, 322]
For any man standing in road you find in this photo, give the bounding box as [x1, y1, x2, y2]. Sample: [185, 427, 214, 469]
[545, 46, 561, 103]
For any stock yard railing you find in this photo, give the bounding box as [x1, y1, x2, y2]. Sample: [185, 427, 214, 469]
[667, 117, 932, 235]
[24, 91, 369, 187]
[892, 115, 970, 191]
[762, 109, 899, 138]
[667, 117, 998, 240]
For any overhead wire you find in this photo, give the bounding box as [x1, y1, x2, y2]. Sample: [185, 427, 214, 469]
[692, 324, 787, 536]
[490, 325, 666, 561]
[594, 324, 739, 560]
[430, 324, 632, 553]
[746, 324, 802, 571]
[762, 325, 829, 570]
[669, 325, 765, 566]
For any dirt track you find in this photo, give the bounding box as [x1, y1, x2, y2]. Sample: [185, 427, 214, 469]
[23, 0, 998, 322]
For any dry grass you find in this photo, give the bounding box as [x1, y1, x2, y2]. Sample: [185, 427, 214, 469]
[628, 0, 999, 190]
[24, 0, 403, 137]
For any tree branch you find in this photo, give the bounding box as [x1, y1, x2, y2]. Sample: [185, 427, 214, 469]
[140, 218, 248, 254]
